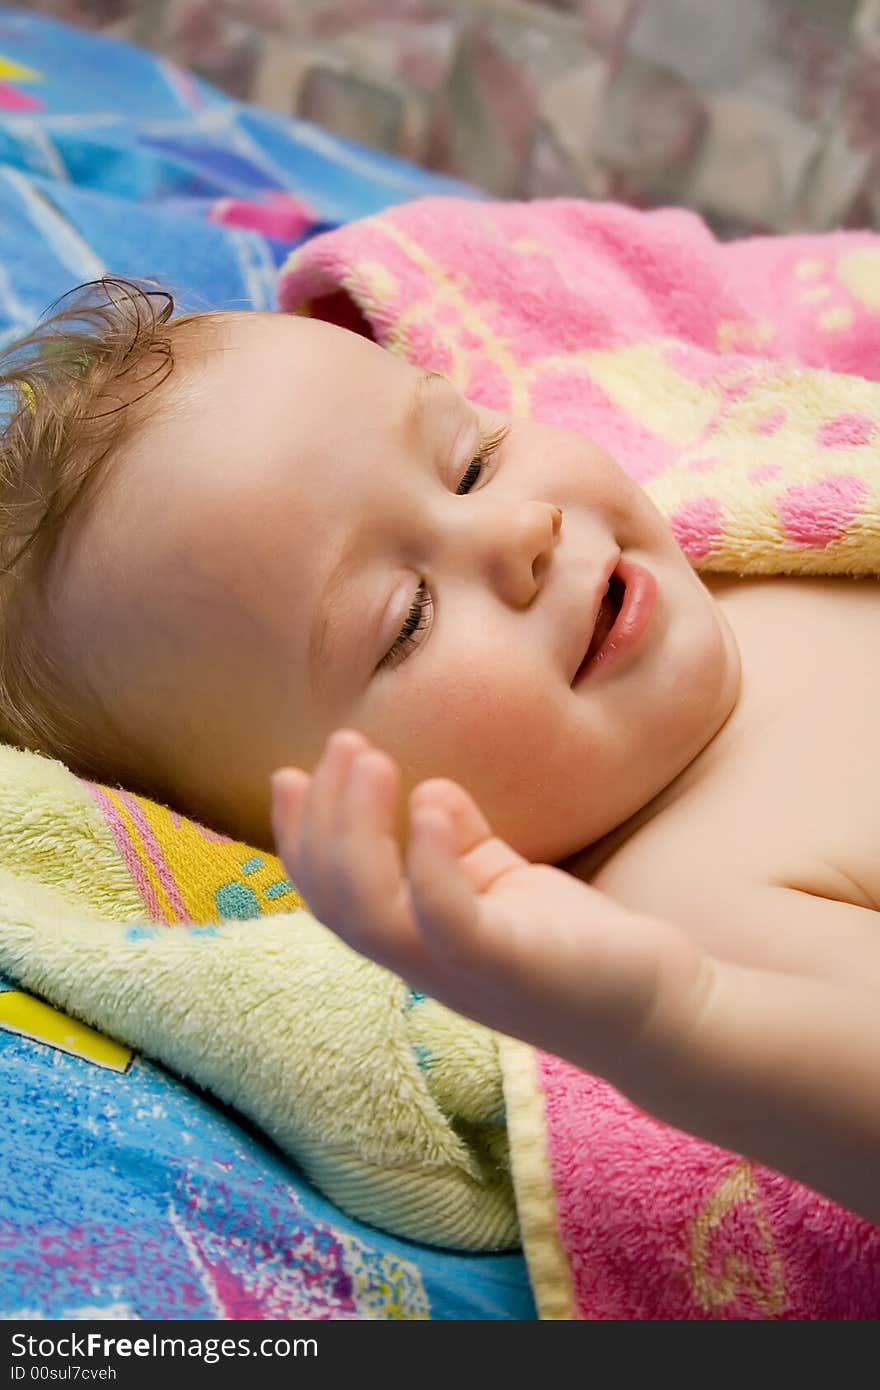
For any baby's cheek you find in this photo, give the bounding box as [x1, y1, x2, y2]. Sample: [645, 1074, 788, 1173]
[421, 659, 566, 793]
[377, 654, 604, 861]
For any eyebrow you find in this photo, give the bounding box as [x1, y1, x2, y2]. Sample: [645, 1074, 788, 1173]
[308, 370, 448, 687]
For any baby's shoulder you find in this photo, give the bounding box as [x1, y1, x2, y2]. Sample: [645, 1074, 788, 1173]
[585, 800, 754, 923]
[584, 782, 879, 981]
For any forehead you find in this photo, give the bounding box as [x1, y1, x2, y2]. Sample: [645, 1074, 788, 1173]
[51, 310, 416, 640]
[98, 308, 410, 499]
[202, 309, 407, 393]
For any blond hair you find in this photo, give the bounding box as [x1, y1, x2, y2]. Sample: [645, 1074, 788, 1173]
[0, 276, 203, 791]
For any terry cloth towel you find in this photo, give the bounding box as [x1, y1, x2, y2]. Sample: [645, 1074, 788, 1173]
[0, 746, 516, 1252]
[276, 195, 880, 1318]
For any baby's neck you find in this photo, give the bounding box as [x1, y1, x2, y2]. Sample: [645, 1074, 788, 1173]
[560, 770, 695, 882]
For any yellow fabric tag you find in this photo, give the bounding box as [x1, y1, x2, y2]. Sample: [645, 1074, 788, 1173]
[0, 989, 132, 1071]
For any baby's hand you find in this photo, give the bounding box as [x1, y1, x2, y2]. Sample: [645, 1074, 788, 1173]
[270, 729, 708, 1078]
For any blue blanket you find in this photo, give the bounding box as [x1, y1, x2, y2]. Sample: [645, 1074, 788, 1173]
[0, 5, 479, 336]
[0, 7, 532, 1321]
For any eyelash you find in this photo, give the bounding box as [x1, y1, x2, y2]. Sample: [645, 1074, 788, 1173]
[377, 423, 510, 672]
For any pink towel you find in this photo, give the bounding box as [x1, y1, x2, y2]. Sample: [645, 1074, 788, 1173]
[277, 196, 880, 1317]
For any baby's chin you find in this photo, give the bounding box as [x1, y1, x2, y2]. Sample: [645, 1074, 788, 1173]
[588, 636, 739, 862]
[673, 600, 742, 761]
[648, 604, 743, 805]
[704, 594, 744, 725]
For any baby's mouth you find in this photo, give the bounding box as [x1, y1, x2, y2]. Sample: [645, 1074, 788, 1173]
[575, 571, 626, 681]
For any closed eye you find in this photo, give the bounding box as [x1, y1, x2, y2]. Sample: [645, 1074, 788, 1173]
[376, 422, 509, 672]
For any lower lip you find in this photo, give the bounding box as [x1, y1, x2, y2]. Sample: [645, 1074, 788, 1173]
[575, 558, 658, 685]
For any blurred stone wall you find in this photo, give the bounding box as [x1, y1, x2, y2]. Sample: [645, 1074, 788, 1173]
[28, 0, 880, 235]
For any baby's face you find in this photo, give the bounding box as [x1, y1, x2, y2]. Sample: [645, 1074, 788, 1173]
[54, 311, 739, 861]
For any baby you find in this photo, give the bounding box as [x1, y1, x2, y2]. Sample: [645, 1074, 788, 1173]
[2, 278, 878, 1228]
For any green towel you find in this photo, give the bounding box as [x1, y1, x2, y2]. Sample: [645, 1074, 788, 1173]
[0, 743, 517, 1249]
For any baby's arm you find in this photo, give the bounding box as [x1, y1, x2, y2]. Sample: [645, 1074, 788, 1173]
[655, 947, 880, 1226]
[271, 729, 880, 1226]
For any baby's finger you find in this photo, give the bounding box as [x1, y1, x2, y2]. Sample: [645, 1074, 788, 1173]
[409, 775, 493, 842]
[406, 803, 483, 969]
[278, 730, 364, 922]
[270, 767, 310, 868]
[410, 776, 528, 896]
[330, 747, 427, 970]
[335, 745, 398, 842]
[296, 730, 366, 879]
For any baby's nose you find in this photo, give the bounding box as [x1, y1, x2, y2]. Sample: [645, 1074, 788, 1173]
[503, 500, 563, 604]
